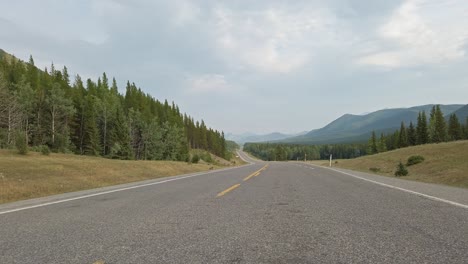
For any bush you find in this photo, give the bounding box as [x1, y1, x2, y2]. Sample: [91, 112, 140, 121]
[191, 154, 200, 164]
[369, 167, 381, 173]
[394, 162, 408, 177]
[40, 145, 50, 156]
[201, 152, 213, 163]
[407, 155, 425, 166]
[15, 131, 28, 155]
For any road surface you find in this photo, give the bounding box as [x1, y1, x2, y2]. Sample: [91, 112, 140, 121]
[1, 151, 467, 263]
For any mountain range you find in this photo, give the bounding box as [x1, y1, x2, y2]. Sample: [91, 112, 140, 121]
[234, 104, 467, 145]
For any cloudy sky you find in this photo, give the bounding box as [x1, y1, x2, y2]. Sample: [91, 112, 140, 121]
[1, 0, 468, 134]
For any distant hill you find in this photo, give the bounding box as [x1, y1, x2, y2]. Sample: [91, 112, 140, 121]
[281, 104, 465, 144]
[447, 104, 468, 122]
[226, 131, 307, 144]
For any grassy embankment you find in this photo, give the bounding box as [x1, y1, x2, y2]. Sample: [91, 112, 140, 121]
[308, 140, 468, 188]
[0, 149, 245, 204]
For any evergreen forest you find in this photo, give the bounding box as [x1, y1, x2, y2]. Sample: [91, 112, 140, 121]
[0, 53, 229, 161]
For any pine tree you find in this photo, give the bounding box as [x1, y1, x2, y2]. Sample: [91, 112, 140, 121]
[428, 106, 436, 143]
[367, 131, 378, 154]
[392, 130, 400, 149]
[432, 105, 447, 143]
[416, 111, 428, 144]
[407, 121, 417, 146]
[377, 133, 387, 153]
[399, 122, 408, 148]
[82, 95, 100, 155]
[26, 55, 38, 90]
[110, 105, 133, 159]
[447, 114, 462, 141]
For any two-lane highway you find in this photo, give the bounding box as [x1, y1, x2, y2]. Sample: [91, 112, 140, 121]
[1, 152, 467, 263]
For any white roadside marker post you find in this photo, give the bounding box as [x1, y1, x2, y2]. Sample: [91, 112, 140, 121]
[329, 154, 332, 167]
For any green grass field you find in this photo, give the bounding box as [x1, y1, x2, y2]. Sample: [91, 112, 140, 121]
[0, 149, 244, 204]
[310, 140, 468, 188]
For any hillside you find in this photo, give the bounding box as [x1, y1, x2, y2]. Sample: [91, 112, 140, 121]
[282, 104, 465, 144]
[311, 141, 468, 188]
[0, 48, 229, 161]
[0, 48, 17, 63]
[447, 104, 468, 122]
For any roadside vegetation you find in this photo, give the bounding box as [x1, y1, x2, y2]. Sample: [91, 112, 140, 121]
[311, 141, 468, 188]
[366, 105, 468, 155]
[0, 148, 243, 204]
[0, 52, 230, 162]
[243, 143, 367, 161]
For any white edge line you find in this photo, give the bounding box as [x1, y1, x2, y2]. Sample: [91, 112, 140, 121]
[324, 167, 468, 210]
[0, 164, 253, 215]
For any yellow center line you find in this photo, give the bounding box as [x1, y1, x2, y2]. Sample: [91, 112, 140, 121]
[219, 164, 270, 197]
[243, 172, 257, 182]
[243, 165, 268, 181]
[216, 184, 241, 197]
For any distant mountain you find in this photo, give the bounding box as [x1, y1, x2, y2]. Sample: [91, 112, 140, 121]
[226, 131, 307, 144]
[281, 104, 465, 144]
[447, 104, 468, 122]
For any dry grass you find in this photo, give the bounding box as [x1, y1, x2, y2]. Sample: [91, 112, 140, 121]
[307, 140, 468, 188]
[0, 150, 238, 204]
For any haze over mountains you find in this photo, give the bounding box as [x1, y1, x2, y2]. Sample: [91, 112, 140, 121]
[226, 131, 307, 144]
[232, 104, 467, 145]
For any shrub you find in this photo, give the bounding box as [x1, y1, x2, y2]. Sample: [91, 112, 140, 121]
[369, 167, 381, 173]
[201, 152, 213, 163]
[40, 145, 50, 156]
[407, 155, 425, 166]
[394, 162, 408, 177]
[15, 131, 28, 155]
[191, 154, 200, 164]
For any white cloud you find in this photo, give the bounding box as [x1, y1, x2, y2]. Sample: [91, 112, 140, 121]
[212, 6, 341, 73]
[91, 0, 125, 17]
[187, 74, 235, 93]
[359, 0, 468, 68]
[172, 0, 201, 26]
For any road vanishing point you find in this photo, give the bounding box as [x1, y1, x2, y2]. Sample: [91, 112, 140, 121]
[1, 151, 467, 263]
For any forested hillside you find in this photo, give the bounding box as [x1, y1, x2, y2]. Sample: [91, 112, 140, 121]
[366, 105, 468, 155]
[0, 52, 228, 161]
[245, 104, 468, 162]
[281, 104, 464, 144]
[243, 142, 367, 161]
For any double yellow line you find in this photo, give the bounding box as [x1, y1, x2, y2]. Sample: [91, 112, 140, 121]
[217, 164, 269, 197]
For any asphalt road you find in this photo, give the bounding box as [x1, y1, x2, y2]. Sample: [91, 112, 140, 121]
[1, 151, 467, 263]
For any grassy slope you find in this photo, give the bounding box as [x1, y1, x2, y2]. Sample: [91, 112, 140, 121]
[311, 140, 468, 188]
[0, 150, 241, 204]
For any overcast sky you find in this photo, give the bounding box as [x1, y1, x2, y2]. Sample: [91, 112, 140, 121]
[1, 0, 468, 134]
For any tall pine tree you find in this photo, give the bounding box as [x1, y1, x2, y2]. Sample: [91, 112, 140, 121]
[367, 131, 378, 154]
[399, 122, 408, 148]
[407, 121, 417, 146]
[416, 111, 429, 144]
[447, 114, 462, 141]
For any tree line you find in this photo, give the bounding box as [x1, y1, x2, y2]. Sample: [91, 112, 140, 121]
[367, 105, 468, 154]
[243, 142, 367, 161]
[0, 54, 228, 160]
